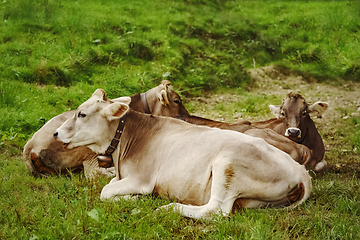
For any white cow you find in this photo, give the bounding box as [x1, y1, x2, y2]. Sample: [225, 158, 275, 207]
[54, 89, 312, 219]
[23, 80, 188, 178]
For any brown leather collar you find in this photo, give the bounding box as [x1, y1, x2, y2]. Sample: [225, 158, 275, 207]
[98, 92, 149, 168]
[98, 114, 127, 168]
[140, 93, 151, 114]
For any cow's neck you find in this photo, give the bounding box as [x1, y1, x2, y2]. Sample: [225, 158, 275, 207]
[129, 93, 151, 114]
[294, 128, 308, 145]
[293, 115, 312, 145]
[129, 93, 143, 113]
[97, 114, 127, 168]
[117, 109, 163, 161]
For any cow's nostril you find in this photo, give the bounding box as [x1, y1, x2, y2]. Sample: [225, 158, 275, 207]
[287, 128, 301, 137]
[53, 132, 58, 139]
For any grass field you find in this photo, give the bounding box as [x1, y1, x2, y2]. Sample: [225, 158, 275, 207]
[1, 0, 359, 239]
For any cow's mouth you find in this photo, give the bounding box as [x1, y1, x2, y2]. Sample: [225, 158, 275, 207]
[63, 142, 70, 149]
[287, 136, 298, 141]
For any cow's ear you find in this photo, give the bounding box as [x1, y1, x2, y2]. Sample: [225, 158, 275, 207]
[111, 96, 131, 105]
[102, 102, 129, 121]
[157, 89, 170, 106]
[92, 89, 107, 101]
[308, 101, 328, 117]
[161, 80, 171, 87]
[269, 105, 282, 118]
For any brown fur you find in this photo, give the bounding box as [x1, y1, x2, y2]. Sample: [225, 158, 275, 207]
[252, 93, 325, 171]
[176, 115, 311, 165]
[224, 165, 235, 190]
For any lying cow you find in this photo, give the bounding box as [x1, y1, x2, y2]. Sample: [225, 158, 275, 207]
[176, 115, 312, 165]
[249, 92, 328, 172]
[23, 80, 188, 178]
[54, 89, 312, 219]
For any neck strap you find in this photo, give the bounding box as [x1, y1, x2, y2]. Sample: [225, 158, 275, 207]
[98, 114, 127, 168]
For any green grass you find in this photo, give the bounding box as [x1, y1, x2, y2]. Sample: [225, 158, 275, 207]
[2, 0, 360, 137]
[1, 0, 360, 239]
[1, 153, 359, 239]
[1, 89, 359, 239]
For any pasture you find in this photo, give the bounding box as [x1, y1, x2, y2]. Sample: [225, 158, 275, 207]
[1, 0, 359, 239]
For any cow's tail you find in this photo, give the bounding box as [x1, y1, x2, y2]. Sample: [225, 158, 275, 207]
[271, 167, 312, 208]
[22, 142, 40, 176]
[23, 142, 58, 177]
[290, 167, 312, 208]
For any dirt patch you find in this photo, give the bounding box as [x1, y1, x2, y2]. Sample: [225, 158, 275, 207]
[189, 64, 360, 122]
[329, 161, 360, 174]
[248, 64, 360, 121]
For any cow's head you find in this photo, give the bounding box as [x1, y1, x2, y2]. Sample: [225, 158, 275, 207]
[269, 92, 328, 140]
[54, 89, 131, 154]
[145, 80, 189, 117]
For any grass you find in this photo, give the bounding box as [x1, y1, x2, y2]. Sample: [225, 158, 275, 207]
[2, 0, 360, 138]
[1, 152, 359, 239]
[1, 0, 360, 239]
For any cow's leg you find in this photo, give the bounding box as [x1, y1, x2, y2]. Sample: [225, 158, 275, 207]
[109, 176, 119, 183]
[83, 155, 116, 179]
[160, 161, 237, 219]
[100, 177, 153, 200]
[160, 194, 236, 219]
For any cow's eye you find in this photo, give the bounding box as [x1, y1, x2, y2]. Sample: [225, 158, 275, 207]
[78, 112, 86, 118]
[281, 111, 285, 117]
[302, 111, 307, 116]
[174, 99, 180, 104]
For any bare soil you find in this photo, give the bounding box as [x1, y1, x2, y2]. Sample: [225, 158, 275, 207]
[248, 64, 360, 121]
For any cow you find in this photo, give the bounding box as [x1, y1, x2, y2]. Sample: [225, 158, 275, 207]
[176, 115, 312, 165]
[23, 80, 189, 178]
[54, 89, 312, 219]
[248, 92, 328, 172]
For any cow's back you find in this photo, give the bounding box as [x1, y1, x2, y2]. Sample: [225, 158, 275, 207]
[250, 118, 285, 132]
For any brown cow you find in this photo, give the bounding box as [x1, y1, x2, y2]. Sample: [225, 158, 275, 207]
[23, 80, 188, 178]
[176, 115, 311, 165]
[54, 89, 312, 219]
[250, 92, 328, 172]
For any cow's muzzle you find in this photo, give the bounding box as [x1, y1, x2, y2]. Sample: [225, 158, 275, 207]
[285, 127, 301, 139]
[53, 131, 70, 149]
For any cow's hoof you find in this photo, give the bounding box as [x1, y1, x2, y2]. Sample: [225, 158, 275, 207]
[314, 160, 327, 172]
